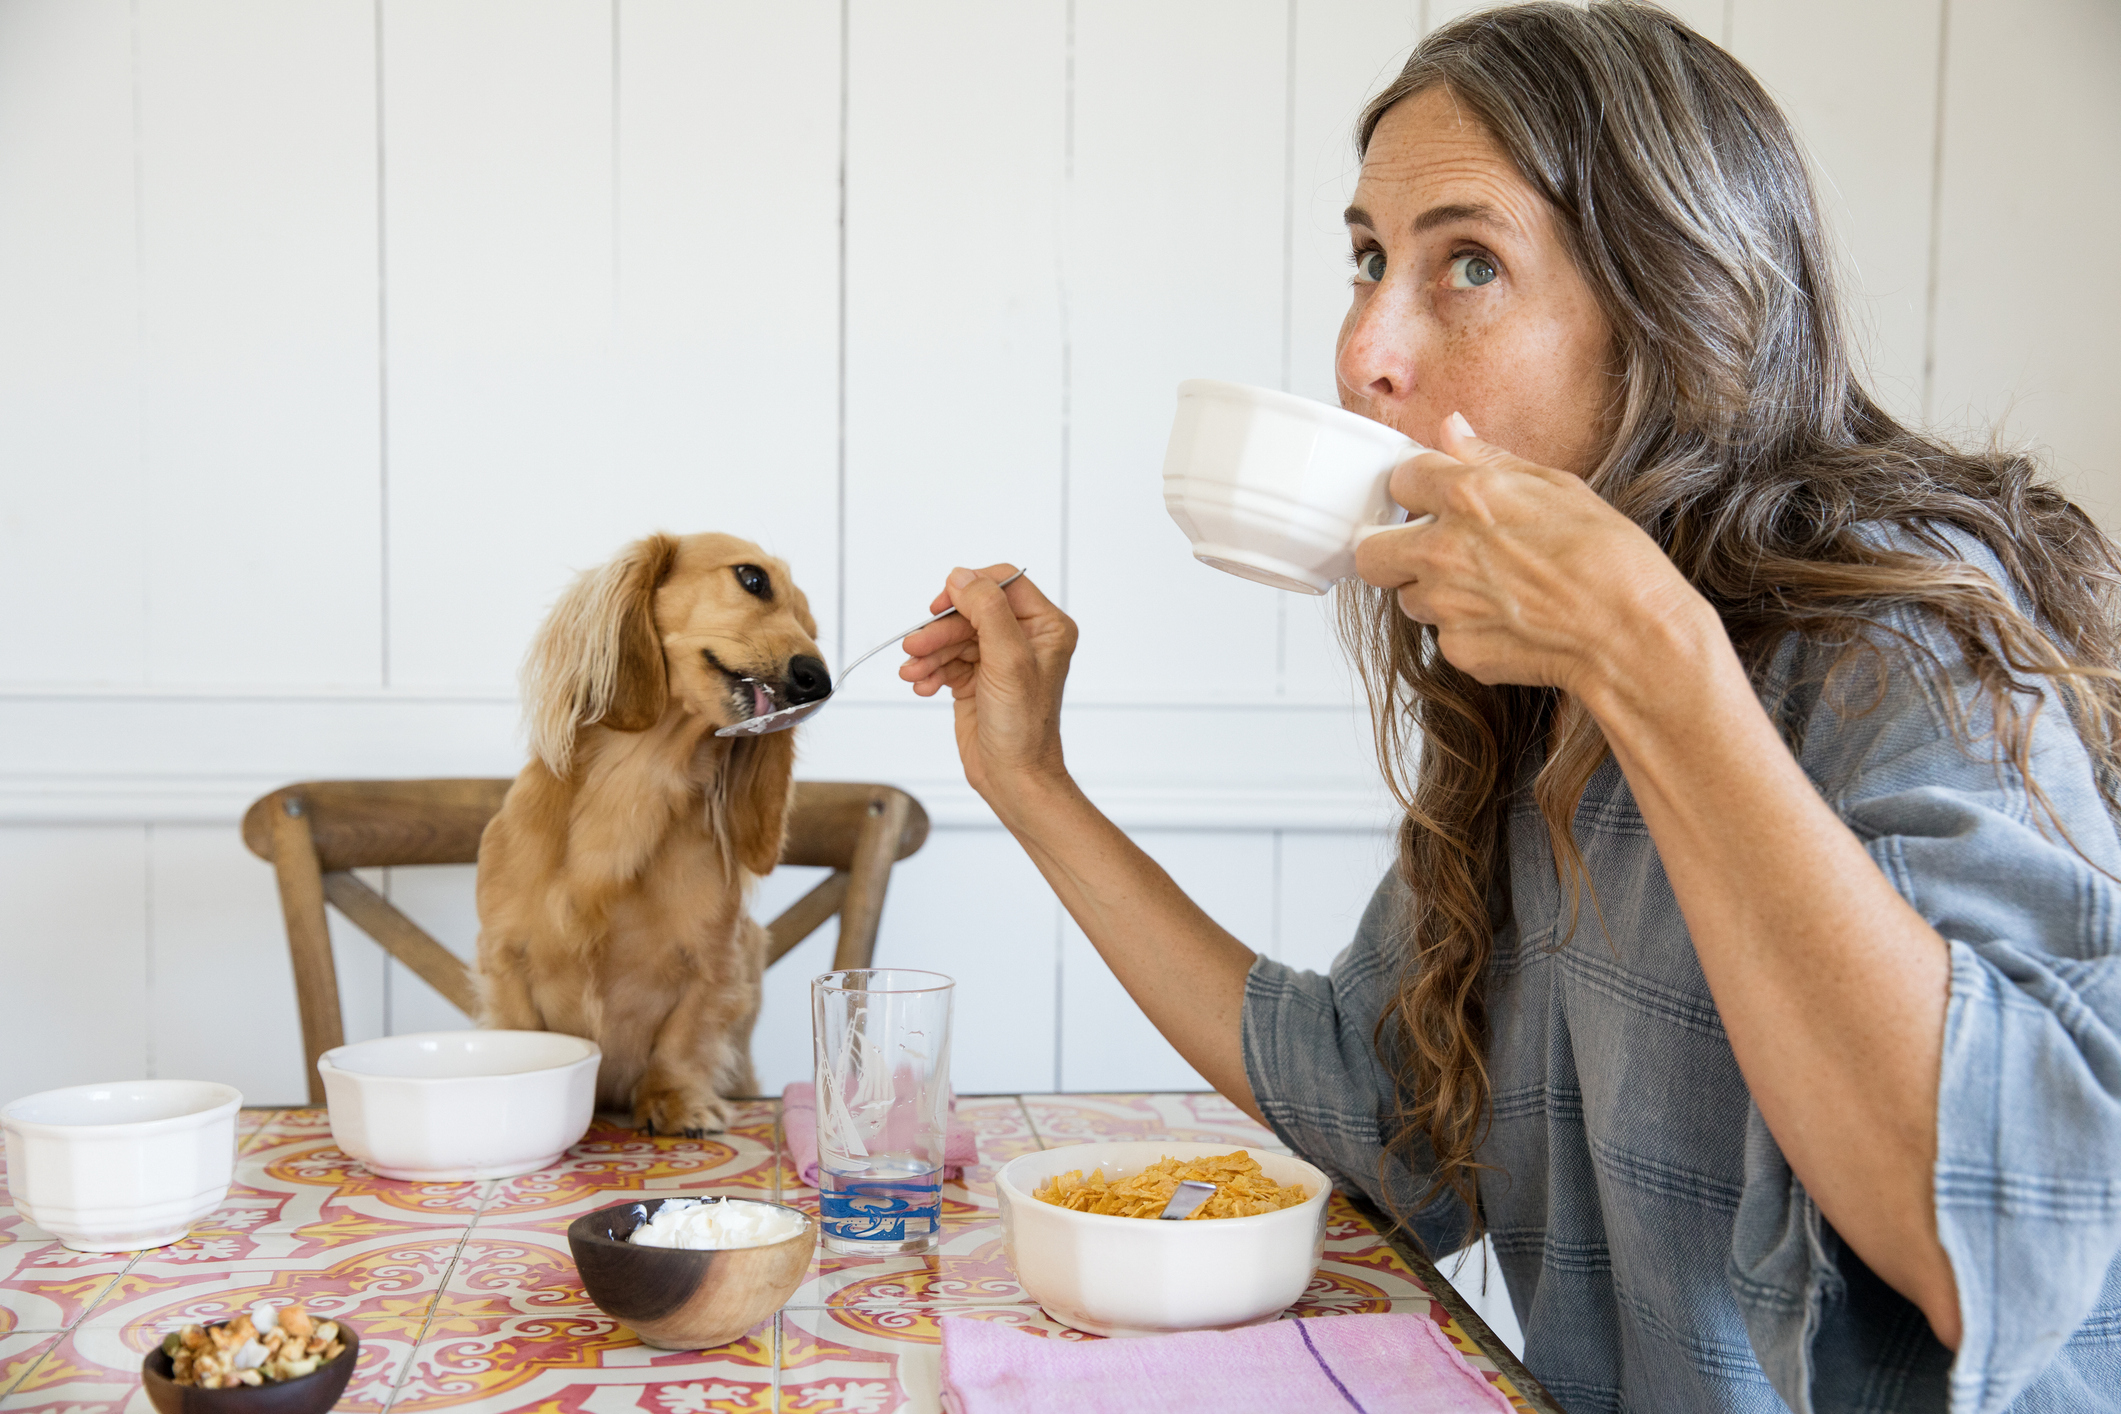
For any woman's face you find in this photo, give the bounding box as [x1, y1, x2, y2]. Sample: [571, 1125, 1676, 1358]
[1336, 87, 1616, 475]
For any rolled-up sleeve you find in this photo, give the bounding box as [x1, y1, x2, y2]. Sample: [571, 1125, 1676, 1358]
[1731, 545, 2121, 1411]
[1241, 872, 1473, 1254]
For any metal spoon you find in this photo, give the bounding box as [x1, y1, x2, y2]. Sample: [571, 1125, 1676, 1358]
[1158, 1179, 1218, 1221]
[715, 567, 1028, 738]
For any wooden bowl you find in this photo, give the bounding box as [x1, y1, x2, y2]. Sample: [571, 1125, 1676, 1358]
[567, 1197, 815, 1350]
[140, 1323, 360, 1414]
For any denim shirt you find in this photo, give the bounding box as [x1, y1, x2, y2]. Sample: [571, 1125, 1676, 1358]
[1242, 530, 2121, 1412]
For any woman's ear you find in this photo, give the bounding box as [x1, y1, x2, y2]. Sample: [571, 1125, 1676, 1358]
[522, 533, 679, 775]
[726, 730, 797, 876]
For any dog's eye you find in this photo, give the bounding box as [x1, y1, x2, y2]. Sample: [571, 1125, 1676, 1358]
[733, 564, 771, 599]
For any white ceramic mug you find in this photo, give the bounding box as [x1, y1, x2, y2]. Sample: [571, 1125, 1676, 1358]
[1, 1079, 241, 1252]
[1162, 378, 1428, 594]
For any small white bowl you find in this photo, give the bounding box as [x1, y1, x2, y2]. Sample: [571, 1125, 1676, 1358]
[2, 1079, 242, 1252]
[996, 1140, 1330, 1337]
[1163, 378, 1421, 594]
[317, 1030, 598, 1181]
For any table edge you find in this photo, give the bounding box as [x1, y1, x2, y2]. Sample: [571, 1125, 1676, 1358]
[1338, 1189, 1568, 1414]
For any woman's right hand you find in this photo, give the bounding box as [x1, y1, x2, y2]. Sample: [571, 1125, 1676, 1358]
[899, 565, 1078, 826]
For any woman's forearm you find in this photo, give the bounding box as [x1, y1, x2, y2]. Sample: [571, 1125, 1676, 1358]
[1580, 609, 1961, 1348]
[992, 773, 1264, 1123]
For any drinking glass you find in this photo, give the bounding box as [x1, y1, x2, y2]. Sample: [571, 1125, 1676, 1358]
[811, 969, 955, 1256]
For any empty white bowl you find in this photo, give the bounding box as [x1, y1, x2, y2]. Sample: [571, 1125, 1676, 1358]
[996, 1140, 1330, 1337]
[316, 1030, 598, 1181]
[2, 1079, 242, 1252]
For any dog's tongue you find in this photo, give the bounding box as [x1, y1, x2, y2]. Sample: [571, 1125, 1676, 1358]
[751, 684, 775, 719]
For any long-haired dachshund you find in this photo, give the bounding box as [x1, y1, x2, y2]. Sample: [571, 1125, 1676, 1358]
[474, 532, 829, 1135]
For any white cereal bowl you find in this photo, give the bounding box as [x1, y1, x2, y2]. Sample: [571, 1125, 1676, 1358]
[996, 1140, 1330, 1338]
[2, 1079, 242, 1252]
[316, 1030, 599, 1181]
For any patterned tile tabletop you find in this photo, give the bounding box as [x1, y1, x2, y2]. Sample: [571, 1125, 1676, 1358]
[0, 1096, 1539, 1414]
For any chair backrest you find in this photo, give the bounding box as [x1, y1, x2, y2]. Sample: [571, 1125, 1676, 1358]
[240, 778, 929, 1103]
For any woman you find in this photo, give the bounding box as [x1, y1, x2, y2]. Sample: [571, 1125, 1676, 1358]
[903, 4, 2121, 1410]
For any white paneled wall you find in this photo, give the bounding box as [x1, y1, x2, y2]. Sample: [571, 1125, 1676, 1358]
[2, 1, 2117, 1127]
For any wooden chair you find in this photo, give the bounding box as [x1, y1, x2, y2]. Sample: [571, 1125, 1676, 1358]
[240, 779, 929, 1104]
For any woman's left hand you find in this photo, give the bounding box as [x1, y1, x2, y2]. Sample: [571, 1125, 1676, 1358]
[1352, 411, 1715, 700]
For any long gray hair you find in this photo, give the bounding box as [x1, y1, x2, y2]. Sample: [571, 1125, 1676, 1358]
[1340, 0, 2121, 1232]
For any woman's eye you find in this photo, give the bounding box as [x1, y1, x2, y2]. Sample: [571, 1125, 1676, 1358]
[734, 565, 771, 599]
[1351, 248, 1387, 284]
[1447, 254, 1499, 289]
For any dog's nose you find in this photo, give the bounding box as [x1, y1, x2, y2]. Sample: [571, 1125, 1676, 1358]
[784, 655, 832, 705]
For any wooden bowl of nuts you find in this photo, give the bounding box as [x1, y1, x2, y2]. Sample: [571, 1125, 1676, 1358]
[141, 1302, 357, 1414]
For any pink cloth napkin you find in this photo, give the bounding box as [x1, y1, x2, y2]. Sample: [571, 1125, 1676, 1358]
[780, 1082, 978, 1187]
[937, 1312, 1515, 1414]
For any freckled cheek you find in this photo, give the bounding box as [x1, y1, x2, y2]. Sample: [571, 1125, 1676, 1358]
[1421, 320, 1511, 438]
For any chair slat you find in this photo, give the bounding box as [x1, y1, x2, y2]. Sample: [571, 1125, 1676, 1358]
[242, 779, 513, 871]
[780, 782, 929, 869]
[247, 775, 928, 1096]
[321, 871, 480, 1016]
[765, 869, 850, 965]
[834, 791, 914, 971]
[268, 803, 345, 1105]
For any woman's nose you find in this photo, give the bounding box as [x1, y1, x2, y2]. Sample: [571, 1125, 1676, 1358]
[1335, 286, 1417, 412]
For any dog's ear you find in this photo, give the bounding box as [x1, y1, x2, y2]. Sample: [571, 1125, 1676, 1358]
[522, 534, 679, 775]
[599, 535, 678, 733]
[726, 730, 797, 876]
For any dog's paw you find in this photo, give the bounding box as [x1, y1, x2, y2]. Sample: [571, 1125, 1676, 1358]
[634, 1088, 732, 1139]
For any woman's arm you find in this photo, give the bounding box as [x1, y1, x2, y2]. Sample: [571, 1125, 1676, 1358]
[898, 567, 1265, 1123]
[1357, 414, 1962, 1349]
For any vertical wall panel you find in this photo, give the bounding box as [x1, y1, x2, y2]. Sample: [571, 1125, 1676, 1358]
[616, 0, 844, 644]
[1732, 0, 1941, 425]
[3, 0, 2118, 1105]
[1285, 1, 1422, 702]
[840, 0, 1067, 687]
[382, 0, 619, 689]
[0, 0, 145, 684]
[136, 0, 384, 686]
[1930, 0, 2121, 529]
[1274, 828, 1393, 973]
[750, 864, 838, 1097]
[867, 831, 1062, 1095]
[380, 863, 481, 1037]
[0, 827, 148, 1097]
[1065, 0, 1289, 706]
[1288, 0, 1421, 409]
[147, 825, 309, 1103]
[1059, 830, 1275, 1092]
[753, 835, 1065, 1099]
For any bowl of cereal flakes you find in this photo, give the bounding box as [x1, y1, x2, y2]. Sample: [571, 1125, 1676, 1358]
[995, 1141, 1330, 1337]
[141, 1301, 357, 1414]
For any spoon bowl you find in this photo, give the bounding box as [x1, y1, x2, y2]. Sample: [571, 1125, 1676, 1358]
[716, 568, 1025, 738]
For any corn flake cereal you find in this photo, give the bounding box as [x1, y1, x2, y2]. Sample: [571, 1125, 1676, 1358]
[1032, 1150, 1309, 1220]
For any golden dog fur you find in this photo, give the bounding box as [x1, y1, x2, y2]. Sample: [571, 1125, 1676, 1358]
[473, 532, 822, 1136]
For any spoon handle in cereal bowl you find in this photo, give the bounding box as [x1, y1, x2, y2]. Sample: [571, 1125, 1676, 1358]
[1157, 1179, 1218, 1221]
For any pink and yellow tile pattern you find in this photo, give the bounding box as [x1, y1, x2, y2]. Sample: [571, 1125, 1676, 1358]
[1, 1098, 1536, 1414]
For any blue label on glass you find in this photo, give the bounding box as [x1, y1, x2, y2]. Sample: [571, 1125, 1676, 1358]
[819, 1173, 942, 1242]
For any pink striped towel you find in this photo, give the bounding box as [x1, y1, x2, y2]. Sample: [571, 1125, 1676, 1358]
[937, 1312, 1515, 1414]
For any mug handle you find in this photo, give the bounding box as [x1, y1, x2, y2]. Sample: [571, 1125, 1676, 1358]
[1351, 514, 1436, 545]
